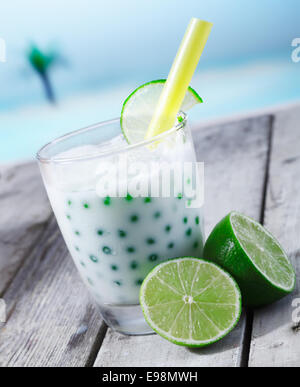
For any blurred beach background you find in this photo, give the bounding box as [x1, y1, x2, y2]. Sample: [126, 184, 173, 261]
[0, 0, 299, 162]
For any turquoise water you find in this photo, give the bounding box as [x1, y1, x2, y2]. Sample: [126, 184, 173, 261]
[0, 55, 300, 162]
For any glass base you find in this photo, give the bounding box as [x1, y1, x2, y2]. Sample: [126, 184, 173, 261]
[97, 303, 154, 335]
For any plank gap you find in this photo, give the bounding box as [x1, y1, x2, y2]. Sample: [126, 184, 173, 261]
[259, 115, 275, 226]
[86, 323, 108, 367]
[239, 308, 254, 367]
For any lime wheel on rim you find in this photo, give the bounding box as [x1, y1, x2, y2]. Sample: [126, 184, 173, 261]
[120, 79, 203, 144]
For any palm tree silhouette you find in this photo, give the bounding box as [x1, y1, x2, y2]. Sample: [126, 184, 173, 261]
[27, 44, 60, 104]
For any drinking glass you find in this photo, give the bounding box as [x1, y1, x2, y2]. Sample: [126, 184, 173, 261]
[37, 116, 204, 335]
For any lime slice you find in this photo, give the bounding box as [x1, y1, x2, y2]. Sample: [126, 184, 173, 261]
[140, 257, 241, 347]
[120, 79, 203, 144]
[203, 212, 296, 307]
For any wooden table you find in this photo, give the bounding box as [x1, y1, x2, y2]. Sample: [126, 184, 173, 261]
[0, 106, 299, 367]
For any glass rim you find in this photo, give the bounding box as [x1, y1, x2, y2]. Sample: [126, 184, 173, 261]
[36, 114, 187, 164]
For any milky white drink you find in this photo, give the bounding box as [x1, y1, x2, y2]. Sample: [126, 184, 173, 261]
[38, 118, 204, 334]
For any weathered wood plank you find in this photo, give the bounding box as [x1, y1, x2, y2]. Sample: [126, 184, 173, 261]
[94, 115, 271, 367]
[94, 316, 246, 367]
[0, 216, 105, 367]
[0, 162, 52, 294]
[249, 107, 300, 367]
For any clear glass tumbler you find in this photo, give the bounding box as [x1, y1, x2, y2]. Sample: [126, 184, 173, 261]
[37, 116, 204, 335]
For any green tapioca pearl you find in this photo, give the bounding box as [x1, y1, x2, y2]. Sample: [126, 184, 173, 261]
[187, 199, 192, 207]
[103, 196, 111, 206]
[153, 211, 161, 219]
[75, 246, 80, 252]
[102, 246, 112, 255]
[127, 246, 136, 253]
[66, 214, 71, 220]
[186, 228, 192, 237]
[195, 216, 200, 225]
[87, 277, 94, 286]
[118, 229, 127, 238]
[135, 279, 143, 286]
[183, 216, 188, 224]
[177, 193, 183, 200]
[75, 230, 80, 236]
[193, 241, 199, 249]
[148, 254, 158, 262]
[165, 225, 172, 233]
[111, 264, 118, 271]
[83, 202, 90, 209]
[67, 199, 72, 206]
[80, 261, 85, 267]
[130, 214, 139, 222]
[187, 177, 191, 185]
[97, 229, 104, 236]
[168, 242, 175, 249]
[146, 238, 155, 245]
[130, 261, 138, 270]
[144, 197, 152, 203]
[89, 255, 98, 263]
[125, 193, 133, 201]
[114, 280, 122, 286]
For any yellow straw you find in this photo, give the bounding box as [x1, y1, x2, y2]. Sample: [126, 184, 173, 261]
[145, 18, 212, 139]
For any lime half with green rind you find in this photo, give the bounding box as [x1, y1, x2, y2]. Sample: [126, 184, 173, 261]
[203, 212, 296, 307]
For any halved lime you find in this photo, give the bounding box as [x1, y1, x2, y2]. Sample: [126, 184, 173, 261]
[120, 79, 202, 144]
[140, 257, 241, 347]
[203, 212, 296, 307]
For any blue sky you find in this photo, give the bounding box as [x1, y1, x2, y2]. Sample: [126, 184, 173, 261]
[0, 0, 299, 108]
